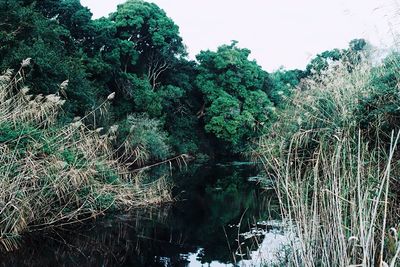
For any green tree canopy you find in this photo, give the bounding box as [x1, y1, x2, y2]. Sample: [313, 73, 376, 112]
[0, 0, 95, 116]
[195, 41, 275, 150]
[110, 0, 185, 87]
[306, 38, 369, 75]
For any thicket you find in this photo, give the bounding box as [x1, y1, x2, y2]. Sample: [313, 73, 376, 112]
[0, 0, 282, 252]
[0, 0, 287, 158]
[256, 49, 400, 266]
[1, 0, 368, 159]
[2, 0, 392, 260]
[0, 63, 172, 251]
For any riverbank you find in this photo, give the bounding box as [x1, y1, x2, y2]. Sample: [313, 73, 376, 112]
[0, 162, 282, 266]
[0, 66, 171, 251]
[256, 59, 400, 266]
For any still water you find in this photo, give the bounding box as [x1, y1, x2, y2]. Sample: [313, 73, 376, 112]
[0, 162, 289, 267]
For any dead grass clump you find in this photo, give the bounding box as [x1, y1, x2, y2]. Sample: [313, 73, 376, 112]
[0, 61, 171, 252]
[256, 61, 400, 266]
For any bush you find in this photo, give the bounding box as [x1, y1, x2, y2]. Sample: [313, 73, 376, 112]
[116, 113, 171, 165]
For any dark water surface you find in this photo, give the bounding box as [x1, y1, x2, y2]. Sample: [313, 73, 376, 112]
[0, 162, 284, 267]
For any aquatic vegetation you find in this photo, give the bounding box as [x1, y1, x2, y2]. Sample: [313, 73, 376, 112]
[2, 0, 399, 265]
[0, 163, 275, 266]
[256, 60, 400, 266]
[0, 63, 171, 251]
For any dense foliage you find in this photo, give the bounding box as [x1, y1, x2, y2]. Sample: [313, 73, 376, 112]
[1, 0, 371, 160]
[0, 66, 171, 251]
[3, 0, 400, 263]
[255, 42, 400, 267]
[195, 42, 275, 151]
[0, 0, 280, 159]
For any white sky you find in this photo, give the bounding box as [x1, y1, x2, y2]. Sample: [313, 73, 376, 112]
[80, 0, 399, 71]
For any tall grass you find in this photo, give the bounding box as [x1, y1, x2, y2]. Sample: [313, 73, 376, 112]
[256, 61, 400, 266]
[0, 61, 171, 251]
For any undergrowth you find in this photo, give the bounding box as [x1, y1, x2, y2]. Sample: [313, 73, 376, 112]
[0, 61, 172, 251]
[255, 60, 400, 266]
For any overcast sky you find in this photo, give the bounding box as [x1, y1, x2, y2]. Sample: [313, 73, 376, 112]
[80, 0, 399, 71]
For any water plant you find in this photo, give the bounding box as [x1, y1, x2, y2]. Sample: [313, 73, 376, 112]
[0, 61, 171, 251]
[256, 60, 400, 266]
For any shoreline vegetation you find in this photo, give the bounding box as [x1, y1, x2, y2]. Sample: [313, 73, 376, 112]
[256, 58, 400, 266]
[0, 64, 173, 251]
[2, 0, 400, 265]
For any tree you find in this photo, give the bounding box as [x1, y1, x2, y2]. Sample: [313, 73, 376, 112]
[306, 48, 343, 75]
[305, 39, 369, 75]
[0, 0, 95, 116]
[110, 0, 185, 89]
[269, 68, 305, 105]
[195, 41, 275, 151]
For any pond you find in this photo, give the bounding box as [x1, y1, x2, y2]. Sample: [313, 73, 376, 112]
[0, 162, 290, 267]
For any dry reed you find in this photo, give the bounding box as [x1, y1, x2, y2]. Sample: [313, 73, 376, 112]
[0, 61, 172, 252]
[256, 61, 400, 266]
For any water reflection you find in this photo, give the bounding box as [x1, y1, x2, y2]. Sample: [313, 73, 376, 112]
[0, 162, 282, 267]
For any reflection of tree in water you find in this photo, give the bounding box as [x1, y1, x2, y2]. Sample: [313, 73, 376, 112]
[0, 163, 278, 266]
[173, 164, 272, 264]
[0, 209, 182, 267]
